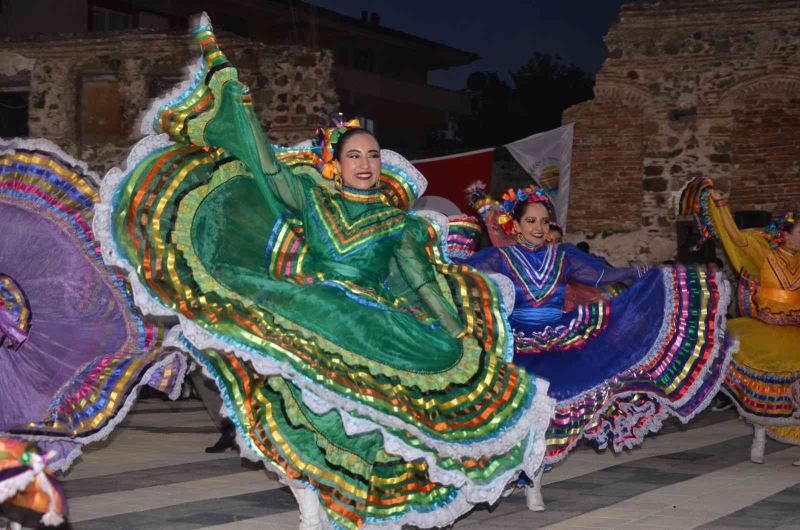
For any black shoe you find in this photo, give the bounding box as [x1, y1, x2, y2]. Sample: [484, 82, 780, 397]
[205, 420, 237, 453]
[711, 394, 733, 412]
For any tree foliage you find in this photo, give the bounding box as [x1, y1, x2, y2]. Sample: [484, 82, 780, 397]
[458, 53, 594, 148]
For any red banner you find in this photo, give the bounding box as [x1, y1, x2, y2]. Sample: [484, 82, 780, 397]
[412, 148, 495, 213]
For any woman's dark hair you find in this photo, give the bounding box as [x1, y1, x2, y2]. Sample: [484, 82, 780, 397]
[511, 200, 555, 223]
[332, 127, 377, 161]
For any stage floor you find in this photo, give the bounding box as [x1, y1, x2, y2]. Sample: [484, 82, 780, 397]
[58, 399, 800, 529]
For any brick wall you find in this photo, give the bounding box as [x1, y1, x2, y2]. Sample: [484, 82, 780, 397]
[0, 30, 338, 173]
[563, 0, 800, 263]
[564, 97, 644, 232]
[729, 90, 800, 213]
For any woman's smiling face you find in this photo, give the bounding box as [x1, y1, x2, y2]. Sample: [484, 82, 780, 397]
[513, 202, 551, 247]
[335, 133, 381, 190]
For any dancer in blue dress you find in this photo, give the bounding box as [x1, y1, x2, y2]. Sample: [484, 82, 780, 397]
[464, 185, 735, 509]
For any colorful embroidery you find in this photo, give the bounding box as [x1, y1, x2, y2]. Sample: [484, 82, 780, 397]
[0, 144, 181, 464]
[446, 215, 481, 260]
[541, 265, 730, 465]
[767, 249, 800, 291]
[515, 300, 609, 354]
[677, 176, 719, 241]
[724, 359, 800, 422]
[548, 393, 666, 462]
[21, 349, 184, 438]
[738, 271, 800, 326]
[499, 244, 565, 307]
[308, 186, 405, 259]
[266, 215, 313, 284]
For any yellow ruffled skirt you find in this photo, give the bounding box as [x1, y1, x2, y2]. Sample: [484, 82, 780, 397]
[724, 317, 800, 444]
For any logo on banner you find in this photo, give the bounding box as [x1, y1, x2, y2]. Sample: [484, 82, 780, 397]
[529, 157, 563, 191]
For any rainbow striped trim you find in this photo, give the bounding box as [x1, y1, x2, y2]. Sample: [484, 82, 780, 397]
[677, 176, 719, 241]
[738, 271, 800, 326]
[515, 300, 609, 354]
[445, 215, 481, 260]
[499, 245, 565, 307]
[0, 143, 181, 455]
[542, 266, 733, 464]
[723, 358, 800, 423]
[308, 186, 405, 258]
[0, 274, 31, 348]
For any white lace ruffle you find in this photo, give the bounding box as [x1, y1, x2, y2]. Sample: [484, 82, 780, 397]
[0, 137, 100, 184]
[303, 385, 552, 497]
[381, 149, 428, 199]
[188, 340, 554, 530]
[178, 306, 552, 461]
[94, 135, 179, 317]
[0, 469, 37, 504]
[487, 273, 516, 313]
[544, 268, 738, 465]
[414, 209, 450, 241]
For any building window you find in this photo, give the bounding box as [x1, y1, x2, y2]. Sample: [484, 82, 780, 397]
[352, 116, 375, 133]
[90, 5, 133, 32]
[213, 13, 248, 37]
[353, 49, 375, 73]
[81, 76, 123, 142]
[0, 91, 28, 137]
[335, 46, 350, 67]
[147, 76, 184, 99]
[138, 11, 170, 31]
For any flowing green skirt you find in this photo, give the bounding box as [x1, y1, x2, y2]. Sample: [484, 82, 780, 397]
[96, 15, 554, 529]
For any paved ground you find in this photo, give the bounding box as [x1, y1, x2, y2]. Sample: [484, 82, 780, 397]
[53, 399, 800, 529]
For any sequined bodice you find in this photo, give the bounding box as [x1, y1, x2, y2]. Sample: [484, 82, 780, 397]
[302, 186, 406, 286]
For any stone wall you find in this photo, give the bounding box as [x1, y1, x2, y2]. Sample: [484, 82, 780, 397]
[0, 30, 338, 173]
[563, 0, 800, 264]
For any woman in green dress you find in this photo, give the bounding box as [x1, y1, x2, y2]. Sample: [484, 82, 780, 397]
[97, 14, 554, 529]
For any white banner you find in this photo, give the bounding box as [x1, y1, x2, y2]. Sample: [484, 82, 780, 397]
[505, 123, 574, 230]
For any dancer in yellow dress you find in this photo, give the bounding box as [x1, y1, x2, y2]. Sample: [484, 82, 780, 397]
[680, 176, 800, 464]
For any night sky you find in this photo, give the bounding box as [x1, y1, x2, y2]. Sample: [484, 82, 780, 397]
[304, 0, 627, 89]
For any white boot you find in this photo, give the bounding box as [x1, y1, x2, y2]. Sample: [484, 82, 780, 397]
[290, 484, 322, 530]
[526, 467, 545, 512]
[793, 458, 800, 467]
[750, 424, 766, 464]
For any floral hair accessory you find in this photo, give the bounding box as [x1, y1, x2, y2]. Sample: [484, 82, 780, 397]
[762, 211, 796, 249]
[496, 185, 554, 235]
[315, 118, 362, 180]
[466, 181, 494, 215]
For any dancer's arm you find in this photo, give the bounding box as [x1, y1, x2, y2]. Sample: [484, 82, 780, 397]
[460, 246, 503, 273]
[707, 189, 767, 274]
[564, 244, 645, 288]
[205, 80, 306, 213]
[395, 220, 464, 338]
[238, 95, 307, 213]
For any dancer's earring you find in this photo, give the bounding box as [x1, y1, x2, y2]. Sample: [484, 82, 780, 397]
[334, 172, 343, 191]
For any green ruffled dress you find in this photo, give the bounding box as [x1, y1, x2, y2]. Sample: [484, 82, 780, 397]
[97, 15, 553, 529]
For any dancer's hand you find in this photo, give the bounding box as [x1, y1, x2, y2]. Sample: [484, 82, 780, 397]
[710, 189, 727, 206]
